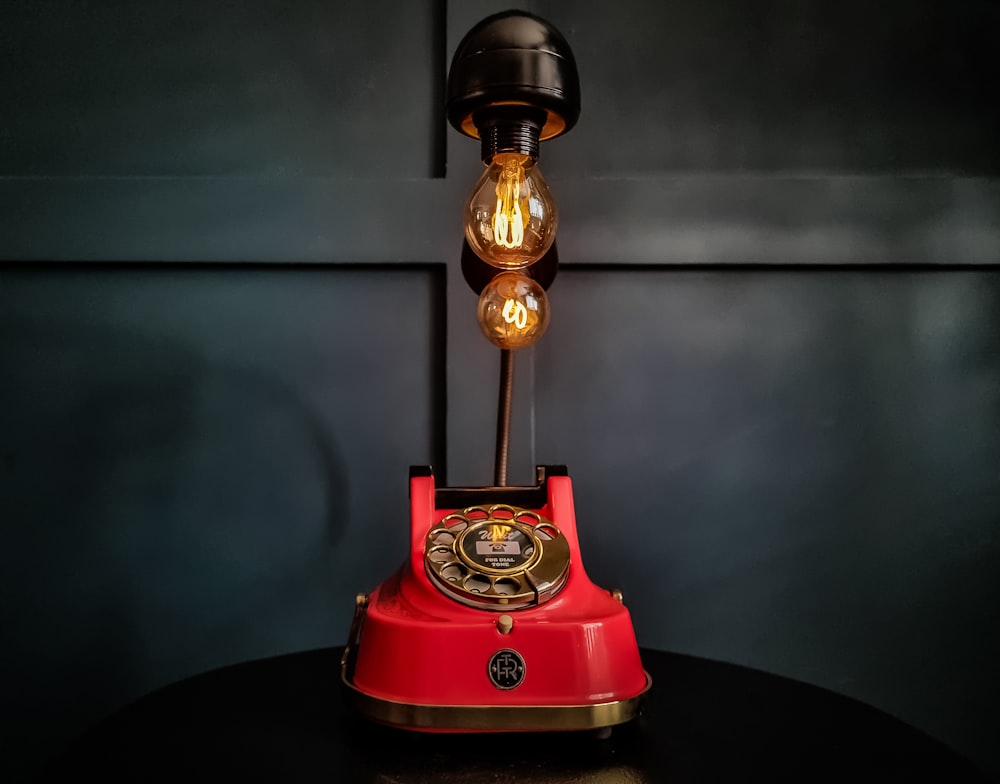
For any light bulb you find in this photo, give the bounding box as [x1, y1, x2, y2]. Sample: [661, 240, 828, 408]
[477, 272, 550, 349]
[464, 153, 557, 270]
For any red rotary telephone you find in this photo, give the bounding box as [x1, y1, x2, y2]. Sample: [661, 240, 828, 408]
[341, 465, 650, 732]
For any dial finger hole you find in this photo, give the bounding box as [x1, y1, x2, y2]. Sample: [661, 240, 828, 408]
[428, 546, 452, 562]
[465, 574, 490, 593]
[432, 532, 455, 546]
[441, 564, 465, 582]
[536, 523, 559, 540]
[493, 577, 520, 595]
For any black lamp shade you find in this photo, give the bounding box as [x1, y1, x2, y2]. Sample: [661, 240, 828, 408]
[446, 10, 581, 145]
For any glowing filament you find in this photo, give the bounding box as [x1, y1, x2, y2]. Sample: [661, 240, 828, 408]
[493, 159, 527, 249]
[502, 298, 528, 330]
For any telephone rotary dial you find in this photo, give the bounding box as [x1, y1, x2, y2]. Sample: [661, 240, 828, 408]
[424, 504, 570, 610]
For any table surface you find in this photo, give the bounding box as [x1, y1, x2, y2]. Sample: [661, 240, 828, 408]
[43, 646, 992, 783]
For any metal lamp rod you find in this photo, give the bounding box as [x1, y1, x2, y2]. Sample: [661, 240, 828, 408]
[494, 348, 514, 486]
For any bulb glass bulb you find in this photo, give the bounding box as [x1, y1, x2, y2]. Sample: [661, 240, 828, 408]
[477, 272, 550, 349]
[465, 153, 557, 270]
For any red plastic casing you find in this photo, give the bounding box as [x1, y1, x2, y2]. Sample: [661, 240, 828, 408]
[350, 471, 648, 714]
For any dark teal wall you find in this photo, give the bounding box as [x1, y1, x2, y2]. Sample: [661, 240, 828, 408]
[1, 1, 998, 780]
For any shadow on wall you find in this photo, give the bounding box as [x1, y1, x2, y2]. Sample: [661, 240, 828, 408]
[0, 315, 349, 779]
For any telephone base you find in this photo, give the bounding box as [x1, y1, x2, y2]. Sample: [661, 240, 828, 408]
[341, 659, 651, 732]
[342, 466, 651, 732]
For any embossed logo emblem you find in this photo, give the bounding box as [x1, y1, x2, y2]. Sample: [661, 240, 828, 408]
[488, 649, 526, 690]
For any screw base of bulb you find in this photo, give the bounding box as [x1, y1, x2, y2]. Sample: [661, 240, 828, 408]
[475, 106, 546, 163]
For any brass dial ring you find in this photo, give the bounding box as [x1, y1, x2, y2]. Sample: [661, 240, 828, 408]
[424, 504, 570, 610]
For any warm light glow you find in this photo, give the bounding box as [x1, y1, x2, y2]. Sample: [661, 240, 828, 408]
[477, 272, 550, 349]
[488, 524, 512, 542]
[493, 158, 526, 249]
[502, 298, 528, 329]
[465, 153, 557, 270]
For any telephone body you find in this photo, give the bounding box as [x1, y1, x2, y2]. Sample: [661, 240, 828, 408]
[341, 465, 650, 732]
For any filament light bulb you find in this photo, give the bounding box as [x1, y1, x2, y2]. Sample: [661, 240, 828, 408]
[465, 153, 557, 270]
[477, 272, 550, 349]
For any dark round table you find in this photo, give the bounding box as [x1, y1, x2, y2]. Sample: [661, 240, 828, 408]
[42, 647, 990, 782]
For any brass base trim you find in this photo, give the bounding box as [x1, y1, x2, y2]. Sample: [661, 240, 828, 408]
[341, 669, 652, 732]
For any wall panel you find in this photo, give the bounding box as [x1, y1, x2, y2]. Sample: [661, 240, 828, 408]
[535, 266, 1000, 771]
[533, 0, 1000, 175]
[1, 0, 446, 178]
[0, 263, 445, 777]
